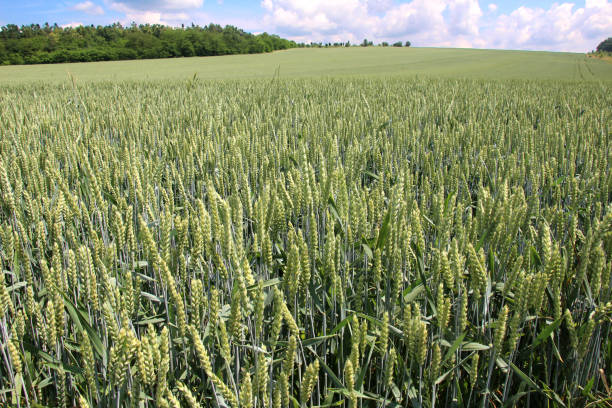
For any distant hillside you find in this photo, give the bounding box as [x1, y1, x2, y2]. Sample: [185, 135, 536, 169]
[0, 23, 298, 65]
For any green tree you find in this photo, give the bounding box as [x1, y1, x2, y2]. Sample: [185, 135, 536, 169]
[596, 37, 612, 52]
[0, 22, 297, 65]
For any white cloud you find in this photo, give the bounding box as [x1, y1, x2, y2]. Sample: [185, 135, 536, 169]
[62, 22, 84, 28]
[260, 0, 612, 52]
[366, 0, 393, 14]
[106, 0, 205, 25]
[261, 0, 485, 47]
[447, 0, 482, 36]
[109, 0, 202, 11]
[260, 0, 379, 42]
[487, 1, 612, 51]
[73, 1, 105, 15]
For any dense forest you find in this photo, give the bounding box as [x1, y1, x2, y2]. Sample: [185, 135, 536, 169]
[0, 23, 298, 65]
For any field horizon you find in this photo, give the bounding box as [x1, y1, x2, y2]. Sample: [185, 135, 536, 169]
[1, 46, 612, 84]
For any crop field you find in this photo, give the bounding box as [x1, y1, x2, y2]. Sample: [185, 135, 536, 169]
[1, 47, 612, 83]
[0, 51, 611, 408]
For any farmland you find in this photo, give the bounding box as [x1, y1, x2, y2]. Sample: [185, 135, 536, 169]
[0, 48, 611, 407]
[1, 47, 612, 83]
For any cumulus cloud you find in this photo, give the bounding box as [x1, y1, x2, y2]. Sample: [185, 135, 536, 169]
[260, 0, 612, 52]
[447, 0, 482, 36]
[366, 0, 393, 14]
[106, 0, 204, 25]
[109, 0, 203, 11]
[261, 0, 379, 42]
[487, 1, 612, 51]
[73, 1, 105, 15]
[261, 0, 482, 46]
[62, 22, 85, 28]
[380, 0, 447, 37]
[261, 0, 486, 47]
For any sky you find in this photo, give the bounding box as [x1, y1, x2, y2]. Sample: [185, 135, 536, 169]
[1, 0, 610, 52]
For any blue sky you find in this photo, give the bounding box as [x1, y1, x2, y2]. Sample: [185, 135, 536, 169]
[1, 0, 610, 52]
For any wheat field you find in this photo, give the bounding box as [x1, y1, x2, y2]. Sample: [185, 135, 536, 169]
[0, 74, 611, 407]
[2, 47, 612, 84]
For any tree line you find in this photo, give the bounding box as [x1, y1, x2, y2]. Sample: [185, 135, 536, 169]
[596, 37, 612, 53]
[303, 40, 411, 48]
[0, 23, 298, 65]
